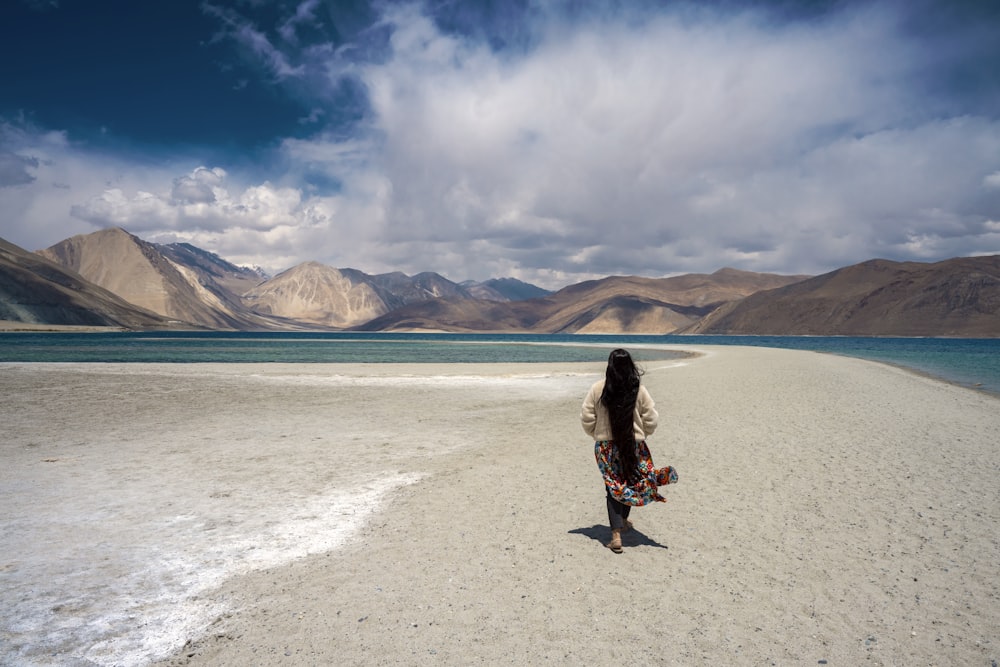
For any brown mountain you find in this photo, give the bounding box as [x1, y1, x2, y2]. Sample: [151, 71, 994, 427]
[30, 227, 551, 330]
[681, 256, 1000, 336]
[458, 281, 508, 301]
[157, 242, 267, 296]
[532, 269, 809, 333]
[0, 236, 176, 329]
[368, 270, 472, 307]
[37, 227, 299, 330]
[358, 268, 809, 333]
[241, 262, 392, 327]
[482, 277, 552, 301]
[356, 296, 547, 332]
[541, 294, 701, 334]
[33, 227, 996, 336]
[242, 264, 502, 328]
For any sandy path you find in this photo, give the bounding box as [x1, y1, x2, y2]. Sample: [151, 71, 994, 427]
[160, 347, 1000, 666]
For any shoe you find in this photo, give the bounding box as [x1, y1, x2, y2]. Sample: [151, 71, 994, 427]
[622, 519, 634, 532]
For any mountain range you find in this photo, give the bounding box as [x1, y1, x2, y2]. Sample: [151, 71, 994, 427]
[1, 227, 998, 336]
[682, 255, 1000, 337]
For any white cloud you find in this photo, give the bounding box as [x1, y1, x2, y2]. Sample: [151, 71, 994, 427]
[72, 170, 307, 236]
[318, 1, 1000, 280]
[3, 1, 1000, 287]
[171, 167, 226, 204]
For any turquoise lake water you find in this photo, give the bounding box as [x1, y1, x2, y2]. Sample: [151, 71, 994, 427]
[1, 332, 998, 395]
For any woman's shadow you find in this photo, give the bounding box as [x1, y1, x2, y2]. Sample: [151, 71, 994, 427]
[568, 524, 669, 550]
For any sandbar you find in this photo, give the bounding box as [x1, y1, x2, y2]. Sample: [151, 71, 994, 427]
[2, 346, 998, 665]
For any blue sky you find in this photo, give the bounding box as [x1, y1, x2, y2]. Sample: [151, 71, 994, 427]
[2, 0, 999, 287]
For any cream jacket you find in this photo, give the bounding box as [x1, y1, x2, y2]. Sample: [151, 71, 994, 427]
[581, 379, 658, 442]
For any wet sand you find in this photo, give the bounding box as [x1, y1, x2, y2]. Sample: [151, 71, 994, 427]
[3, 347, 999, 665]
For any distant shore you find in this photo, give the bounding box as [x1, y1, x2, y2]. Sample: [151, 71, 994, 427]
[2, 348, 999, 665]
[0, 320, 126, 332]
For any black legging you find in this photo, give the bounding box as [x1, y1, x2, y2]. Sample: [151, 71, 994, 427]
[606, 491, 631, 530]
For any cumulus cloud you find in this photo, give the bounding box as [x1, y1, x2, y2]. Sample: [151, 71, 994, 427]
[0, 117, 352, 272]
[170, 166, 226, 204]
[72, 167, 306, 235]
[299, 0, 1000, 281]
[3, 1, 1000, 287]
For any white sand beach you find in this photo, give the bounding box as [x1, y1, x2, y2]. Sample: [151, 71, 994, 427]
[2, 347, 999, 666]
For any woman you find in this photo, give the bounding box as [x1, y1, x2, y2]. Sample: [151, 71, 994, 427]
[581, 348, 677, 553]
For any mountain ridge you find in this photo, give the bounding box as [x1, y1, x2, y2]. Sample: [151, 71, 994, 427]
[4, 227, 997, 336]
[355, 269, 808, 333]
[0, 236, 179, 330]
[36, 228, 313, 330]
[680, 256, 1000, 336]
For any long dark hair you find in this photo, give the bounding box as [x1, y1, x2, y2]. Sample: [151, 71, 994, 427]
[599, 348, 643, 484]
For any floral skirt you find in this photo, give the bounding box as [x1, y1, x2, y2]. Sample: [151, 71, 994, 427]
[595, 440, 677, 506]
